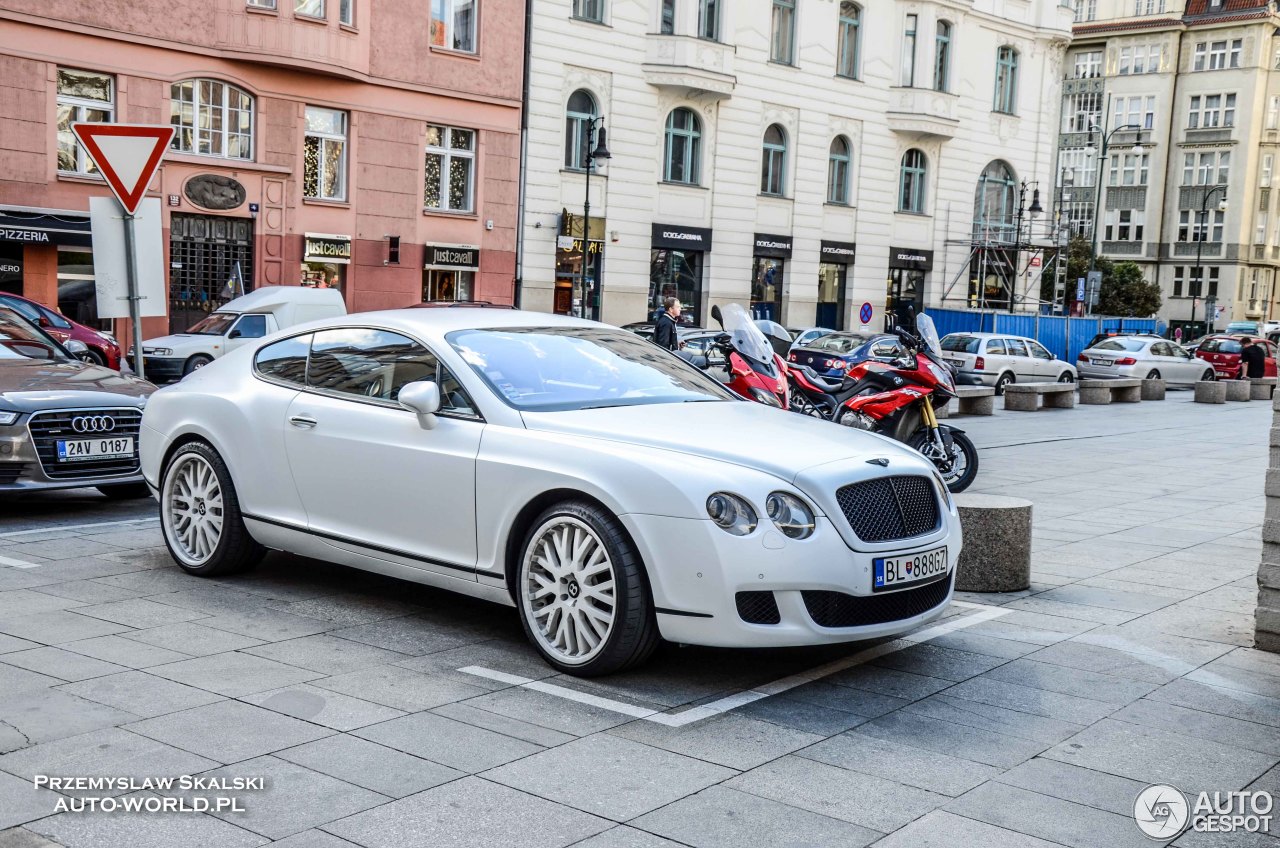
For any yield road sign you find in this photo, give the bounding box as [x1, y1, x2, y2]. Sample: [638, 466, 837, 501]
[70, 124, 175, 216]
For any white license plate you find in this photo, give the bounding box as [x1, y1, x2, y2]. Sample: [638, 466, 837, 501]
[873, 546, 949, 592]
[1092, 358, 1114, 366]
[56, 437, 134, 462]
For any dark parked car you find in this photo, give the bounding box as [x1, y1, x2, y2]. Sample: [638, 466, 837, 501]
[786, 331, 905, 379]
[0, 293, 123, 370]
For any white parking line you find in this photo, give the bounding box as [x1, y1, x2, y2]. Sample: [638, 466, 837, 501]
[0, 554, 42, 569]
[460, 602, 1011, 727]
[0, 517, 159, 539]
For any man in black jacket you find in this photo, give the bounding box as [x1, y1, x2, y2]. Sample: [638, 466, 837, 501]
[1240, 337, 1267, 379]
[653, 296, 682, 351]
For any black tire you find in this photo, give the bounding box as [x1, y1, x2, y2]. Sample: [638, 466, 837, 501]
[183, 354, 213, 376]
[515, 500, 660, 676]
[83, 348, 107, 367]
[1201, 369, 1215, 382]
[159, 441, 264, 576]
[1057, 371, 1075, 383]
[993, 372, 1014, 396]
[909, 427, 979, 493]
[96, 482, 152, 500]
[1146, 370, 1161, 380]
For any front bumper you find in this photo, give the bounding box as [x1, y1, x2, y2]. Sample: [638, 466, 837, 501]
[620, 511, 960, 648]
[126, 356, 186, 383]
[0, 409, 145, 493]
[954, 370, 990, 386]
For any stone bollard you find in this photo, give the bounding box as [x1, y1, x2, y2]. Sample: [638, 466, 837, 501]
[953, 493, 1032, 592]
[1252, 377, 1277, 400]
[1195, 381, 1227, 403]
[1078, 382, 1111, 405]
[1226, 380, 1252, 402]
[1141, 379, 1166, 400]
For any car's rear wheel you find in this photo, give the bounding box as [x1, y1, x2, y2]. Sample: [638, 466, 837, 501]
[994, 372, 1014, 396]
[1146, 369, 1161, 380]
[1057, 371, 1074, 383]
[516, 501, 659, 676]
[97, 482, 151, 500]
[160, 442, 264, 576]
[183, 354, 213, 376]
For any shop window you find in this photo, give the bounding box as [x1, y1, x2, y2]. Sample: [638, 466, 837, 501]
[431, 0, 476, 51]
[171, 79, 254, 160]
[751, 256, 784, 321]
[295, 0, 324, 17]
[304, 107, 348, 201]
[424, 125, 475, 213]
[301, 261, 345, 294]
[56, 249, 103, 330]
[817, 263, 846, 330]
[424, 269, 475, 302]
[650, 249, 703, 326]
[57, 69, 114, 175]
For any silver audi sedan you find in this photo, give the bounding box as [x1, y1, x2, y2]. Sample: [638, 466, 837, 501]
[0, 307, 155, 497]
[1076, 335, 1215, 386]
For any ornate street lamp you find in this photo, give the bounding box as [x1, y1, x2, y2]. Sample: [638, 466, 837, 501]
[579, 118, 611, 320]
[1193, 184, 1229, 339]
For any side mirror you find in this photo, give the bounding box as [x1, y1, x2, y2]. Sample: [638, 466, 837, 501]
[398, 381, 441, 429]
[64, 339, 92, 361]
[228, 329, 242, 339]
[710, 304, 723, 328]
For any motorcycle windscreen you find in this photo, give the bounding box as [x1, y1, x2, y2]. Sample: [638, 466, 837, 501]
[916, 313, 944, 358]
[721, 303, 778, 374]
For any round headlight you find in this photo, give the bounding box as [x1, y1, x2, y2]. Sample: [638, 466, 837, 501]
[765, 492, 816, 539]
[706, 492, 758, 536]
[750, 387, 783, 407]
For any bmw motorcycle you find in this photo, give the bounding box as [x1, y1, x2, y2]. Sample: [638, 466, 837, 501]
[685, 303, 792, 408]
[787, 313, 979, 492]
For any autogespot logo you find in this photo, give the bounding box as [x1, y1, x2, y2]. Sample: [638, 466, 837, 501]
[71, 415, 116, 434]
[1135, 785, 1190, 839]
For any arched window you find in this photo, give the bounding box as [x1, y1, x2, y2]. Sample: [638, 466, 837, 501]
[995, 46, 1020, 114]
[837, 3, 861, 80]
[564, 89, 599, 171]
[761, 124, 787, 196]
[974, 160, 1017, 242]
[934, 20, 952, 92]
[171, 79, 254, 159]
[828, 136, 852, 205]
[664, 108, 702, 184]
[899, 149, 927, 213]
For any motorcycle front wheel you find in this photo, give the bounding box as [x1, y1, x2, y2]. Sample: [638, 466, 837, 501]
[908, 427, 979, 493]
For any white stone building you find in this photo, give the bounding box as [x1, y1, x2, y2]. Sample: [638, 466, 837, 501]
[1060, 0, 1280, 333]
[516, 0, 1075, 330]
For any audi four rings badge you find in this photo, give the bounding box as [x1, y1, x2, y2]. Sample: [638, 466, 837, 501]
[71, 416, 116, 433]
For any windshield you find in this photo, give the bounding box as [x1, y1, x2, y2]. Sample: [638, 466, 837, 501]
[1200, 338, 1242, 354]
[0, 308, 73, 362]
[941, 335, 980, 353]
[917, 313, 942, 357]
[720, 303, 776, 369]
[448, 326, 737, 412]
[185, 313, 237, 336]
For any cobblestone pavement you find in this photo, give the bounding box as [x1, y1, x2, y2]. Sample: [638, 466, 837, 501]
[0, 392, 1276, 848]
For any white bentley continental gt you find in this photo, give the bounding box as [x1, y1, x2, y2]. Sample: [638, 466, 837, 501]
[140, 309, 962, 676]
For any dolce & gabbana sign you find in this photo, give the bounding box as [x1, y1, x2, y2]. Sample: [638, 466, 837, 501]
[303, 233, 352, 264]
[820, 240, 857, 262]
[425, 244, 480, 270]
[753, 233, 792, 258]
[651, 223, 713, 251]
[889, 246, 934, 271]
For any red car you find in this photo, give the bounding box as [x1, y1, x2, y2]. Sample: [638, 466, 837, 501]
[1194, 334, 1278, 380]
[0, 293, 122, 370]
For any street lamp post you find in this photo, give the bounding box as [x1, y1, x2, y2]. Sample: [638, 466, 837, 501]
[1056, 167, 1074, 313]
[579, 117, 611, 320]
[1086, 123, 1146, 277]
[1011, 180, 1043, 310]
[1193, 184, 1228, 339]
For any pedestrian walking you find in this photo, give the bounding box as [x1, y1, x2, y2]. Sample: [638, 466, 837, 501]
[653, 296, 682, 351]
[1173, 326, 1183, 344]
[1240, 337, 1266, 379]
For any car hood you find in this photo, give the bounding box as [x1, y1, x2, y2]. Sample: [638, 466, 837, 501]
[0, 359, 155, 411]
[140, 333, 220, 350]
[520, 400, 928, 484]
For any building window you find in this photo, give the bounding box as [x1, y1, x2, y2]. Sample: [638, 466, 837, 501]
[1187, 93, 1236, 128]
[1269, 96, 1280, 130]
[994, 46, 1019, 114]
[295, 0, 323, 17]
[1194, 39, 1242, 71]
[170, 79, 254, 160]
[974, 160, 1016, 242]
[1257, 211, 1269, 245]
[303, 107, 347, 201]
[899, 148, 927, 213]
[663, 107, 702, 185]
[431, 0, 476, 51]
[1073, 50, 1101, 79]
[340, 0, 353, 25]
[1113, 95, 1155, 130]
[661, 0, 675, 34]
[1118, 43, 1159, 75]
[1105, 209, 1144, 241]
[574, 0, 604, 22]
[1182, 150, 1230, 185]
[1058, 147, 1096, 189]
[57, 69, 114, 175]
[1178, 209, 1225, 242]
[934, 20, 952, 92]
[247, 0, 276, 9]
[901, 13, 918, 86]
[424, 125, 475, 213]
[761, 124, 788, 196]
[837, 2, 861, 80]
[1263, 153, 1274, 188]
[1073, 0, 1096, 21]
[771, 0, 796, 65]
[1134, 0, 1166, 13]
[827, 136, 852, 205]
[1062, 91, 1102, 134]
[565, 89, 599, 171]
[1108, 151, 1150, 186]
[698, 0, 718, 39]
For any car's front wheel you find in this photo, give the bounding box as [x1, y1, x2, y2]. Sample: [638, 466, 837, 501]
[183, 354, 213, 376]
[1057, 371, 1075, 383]
[994, 372, 1014, 395]
[160, 442, 264, 576]
[516, 501, 659, 676]
[1201, 368, 1216, 382]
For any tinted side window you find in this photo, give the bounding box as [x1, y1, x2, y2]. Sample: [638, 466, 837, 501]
[37, 305, 72, 329]
[1028, 342, 1052, 360]
[235, 314, 269, 339]
[306, 327, 477, 415]
[985, 339, 1006, 355]
[1151, 343, 1171, 357]
[255, 334, 311, 385]
[1005, 339, 1028, 357]
[0, 296, 42, 324]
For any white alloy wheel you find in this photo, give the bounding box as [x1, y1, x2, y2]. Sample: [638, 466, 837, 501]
[520, 516, 617, 666]
[162, 453, 225, 567]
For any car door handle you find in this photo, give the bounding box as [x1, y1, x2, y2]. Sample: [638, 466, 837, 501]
[289, 415, 318, 429]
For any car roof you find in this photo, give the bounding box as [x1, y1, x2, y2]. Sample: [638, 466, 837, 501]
[941, 332, 1038, 341]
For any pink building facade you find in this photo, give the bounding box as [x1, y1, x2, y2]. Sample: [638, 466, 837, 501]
[0, 0, 523, 343]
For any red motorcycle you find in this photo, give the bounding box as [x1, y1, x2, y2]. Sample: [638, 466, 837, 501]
[787, 313, 979, 492]
[688, 303, 791, 408]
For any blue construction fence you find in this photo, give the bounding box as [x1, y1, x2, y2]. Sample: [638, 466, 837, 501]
[924, 309, 1159, 363]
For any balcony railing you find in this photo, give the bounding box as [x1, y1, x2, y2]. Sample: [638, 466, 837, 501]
[1173, 241, 1223, 257]
[1102, 241, 1144, 255]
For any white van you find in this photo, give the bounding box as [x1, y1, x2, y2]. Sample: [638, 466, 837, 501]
[131, 287, 346, 381]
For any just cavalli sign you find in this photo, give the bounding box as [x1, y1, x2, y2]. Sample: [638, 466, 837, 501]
[425, 244, 480, 270]
[303, 233, 352, 264]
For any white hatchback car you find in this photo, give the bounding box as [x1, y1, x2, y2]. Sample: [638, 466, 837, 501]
[939, 332, 1077, 394]
[140, 310, 961, 676]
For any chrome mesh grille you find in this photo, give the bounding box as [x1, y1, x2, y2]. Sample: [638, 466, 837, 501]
[735, 591, 781, 625]
[27, 409, 142, 480]
[835, 475, 940, 542]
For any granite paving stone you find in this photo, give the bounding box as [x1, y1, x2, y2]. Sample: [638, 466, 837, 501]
[59, 635, 192, 669]
[240, 633, 407, 675]
[0, 727, 217, 796]
[239, 683, 406, 731]
[798, 731, 1001, 797]
[0, 647, 130, 682]
[981, 658, 1160, 705]
[0, 689, 139, 748]
[312, 664, 488, 712]
[463, 685, 639, 736]
[900, 693, 1086, 744]
[123, 700, 332, 763]
[944, 780, 1156, 848]
[1110, 698, 1280, 756]
[0, 589, 87, 617]
[56, 670, 223, 719]
[0, 771, 65, 830]
[857, 710, 1050, 769]
[119, 622, 266, 657]
[194, 607, 339, 642]
[145, 586, 276, 617]
[146, 652, 323, 697]
[731, 693, 872, 736]
[70, 598, 209, 629]
[860, 809, 1068, 848]
[0, 635, 40, 655]
[265, 830, 364, 848]
[429, 702, 578, 748]
[607, 712, 823, 771]
[0, 663, 63, 697]
[1023, 639, 1193, 684]
[0, 610, 132, 645]
[29, 791, 268, 848]
[567, 826, 689, 848]
[0, 826, 63, 847]
[323, 775, 611, 848]
[941, 676, 1120, 725]
[353, 711, 544, 773]
[825, 665, 955, 701]
[870, 642, 1011, 682]
[771, 679, 908, 718]
[993, 758, 1149, 817]
[275, 733, 464, 798]
[1146, 678, 1280, 728]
